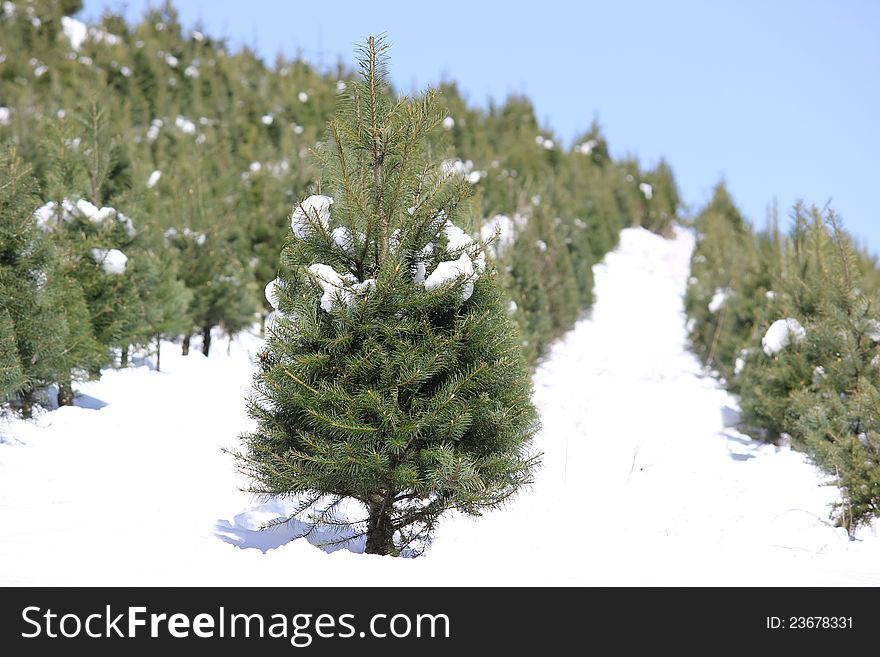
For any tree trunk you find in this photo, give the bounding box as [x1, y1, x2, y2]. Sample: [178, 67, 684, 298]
[201, 325, 212, 357]
[20, 390, 34, 419]
[120, 346, 129, 368]
[182, 332, 191, 356]
[364, 498, 396, 555]
[58, 376, 74, 407]
[155, 335, 162, 372]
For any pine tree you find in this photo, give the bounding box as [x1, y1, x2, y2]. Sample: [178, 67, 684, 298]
[130, 244, 192, 371]
[39, 103, 145, 374]
[508, 225, 554, 362]
[236, 38, 541, 556]
[685, 183, 762, 380]
[0, 147, 68, 415]
[0, 307, 23, 405]
[43, 258, 105, 406]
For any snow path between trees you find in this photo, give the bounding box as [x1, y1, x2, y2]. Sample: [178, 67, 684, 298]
[1, 227, 878, 585]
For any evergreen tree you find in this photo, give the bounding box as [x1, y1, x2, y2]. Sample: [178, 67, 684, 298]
[0, 307, 23, 404]
[236, 38, 541, 556]
[130, 244, 191, 371]
[40, 102, 145, 373]
[43, 254, 105, 405]
[684, 182, 765, 381]
[508, 223, 554, 362]
[0, 147, 66, 415]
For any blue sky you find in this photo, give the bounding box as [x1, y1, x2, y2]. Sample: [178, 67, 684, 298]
[81, 0, 880, 254]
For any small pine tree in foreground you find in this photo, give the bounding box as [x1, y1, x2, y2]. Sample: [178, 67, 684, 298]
[235, 38, 541, 556]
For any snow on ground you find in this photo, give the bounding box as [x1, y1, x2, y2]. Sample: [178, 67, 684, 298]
[1, 227, 878, 585]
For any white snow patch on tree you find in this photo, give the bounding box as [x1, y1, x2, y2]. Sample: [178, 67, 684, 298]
[147, 119, 163, 142]
[90, 248, 128, 275]
[291, 195, 333, 238]
[61, 16, 121, 50]
[33, 201, 58, 230]
[574, 139, 597, 155]
[443, 220, 472, 252]
[331, 226, 362, 255]
[352, 278, 376, 295]
[762, 318, 806, 356]
[424, 253, 475, 302]
[175, 115, 196, 135]
[708, 288, 730, 313]
[442, 116, 455, 130]
[480, 214, 516, 258]
[307, 264, 352, 311]
[639, 182, 653, 200]
[298, 91, 309, 103]
[117, 212, 136, 237]
[165, 227, 205, 246]
[147, 170, 162, 188]
[0, 106, 11, 126]
[264, 278, 286, 310]
[75, 199, 105, 222]
[444, 220, 484, 272]
[60, 16, 88, 50]
[866, 320, 880, 342]
[261, 114, 274, 125]
[73, 199, 129, 228]
[184, 65, 199, 78]
[440, 159, 474, 179]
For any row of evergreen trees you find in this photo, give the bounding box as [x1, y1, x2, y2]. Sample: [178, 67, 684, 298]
[1, 1, 681, 416]
[686, 185, 880, 533]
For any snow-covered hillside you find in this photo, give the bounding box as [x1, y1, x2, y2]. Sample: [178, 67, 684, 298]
[1, 227, 878, 585]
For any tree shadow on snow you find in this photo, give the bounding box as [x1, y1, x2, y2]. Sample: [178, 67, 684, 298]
[37, 385, 109, 411]
[721, 405, 740, 428]
[720, 423, 763, 462]
[73, 394, 108, 410]
[214, 499, 366, 555]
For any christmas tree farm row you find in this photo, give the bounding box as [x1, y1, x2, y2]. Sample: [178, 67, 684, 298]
[686, 186, 880, 532]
